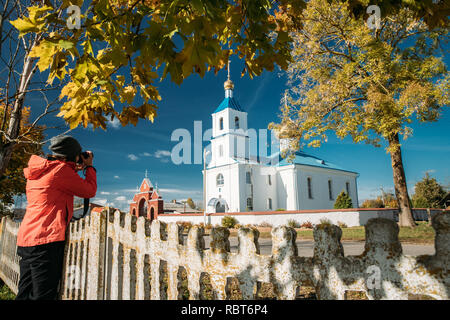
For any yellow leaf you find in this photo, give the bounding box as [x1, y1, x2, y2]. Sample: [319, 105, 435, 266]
[28, 5, 54, 22]
[9, 18, 41, 36]
[9, 5, 53, 36]
[122, 86, 136, 104]
[29, 40, 58, 72]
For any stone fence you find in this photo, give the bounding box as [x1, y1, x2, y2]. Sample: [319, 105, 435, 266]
[0, 208, 449, 300]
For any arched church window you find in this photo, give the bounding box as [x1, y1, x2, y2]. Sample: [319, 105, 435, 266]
[219, 117, 224, 130]
[216, 173, 224, 186]
[235, 116, 239, 129]
[246, 198, 253, 211]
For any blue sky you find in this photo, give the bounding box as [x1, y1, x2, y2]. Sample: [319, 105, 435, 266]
[19, 53, 450, 212]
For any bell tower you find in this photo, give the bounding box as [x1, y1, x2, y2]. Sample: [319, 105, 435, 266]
[209, 61, 249, 168]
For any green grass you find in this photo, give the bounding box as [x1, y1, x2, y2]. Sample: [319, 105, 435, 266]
[397, 222, 436, 243]
[0, 281, 15, 300]
[230, 221, 435, 244]
[294, 221, 435, 244]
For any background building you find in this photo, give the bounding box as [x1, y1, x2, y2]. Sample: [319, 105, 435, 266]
[129, 174, 164, 221]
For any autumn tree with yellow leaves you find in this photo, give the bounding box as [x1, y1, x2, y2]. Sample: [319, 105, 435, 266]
[0, 0, 306, 177]
[1, 0, 447, 206]
[270, 0, 449, 227]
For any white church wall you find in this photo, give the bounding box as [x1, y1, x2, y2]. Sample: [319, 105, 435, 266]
[205, 164, 242, 213]
[234, 110, 248, 131]
[277, 165, 297, 210]
[212, 108, 248, 138]
[275, 168, 288, 210]
[229, 164, 242, 212]
[211, 109, 227, 138]
[248, 166, 266, 212]
[210, 135, 230, 167]
[259, 166, 278, 211]
[295, 165, 359, 210]
[239, 165, 251, 211]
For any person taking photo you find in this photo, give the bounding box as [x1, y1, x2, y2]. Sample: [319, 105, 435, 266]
[15, 135, 97, 300]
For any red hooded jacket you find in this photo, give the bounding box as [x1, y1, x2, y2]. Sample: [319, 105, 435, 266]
[17, 155, 97, 247]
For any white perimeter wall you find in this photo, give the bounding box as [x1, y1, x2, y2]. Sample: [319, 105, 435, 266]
[157, 209, 441, 228]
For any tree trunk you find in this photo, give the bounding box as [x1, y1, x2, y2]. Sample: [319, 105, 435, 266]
[427, 208, 432, 226]
[0, 109, 23, 178]
[0, 53, 36, 177]
[388, 133, 416, 227]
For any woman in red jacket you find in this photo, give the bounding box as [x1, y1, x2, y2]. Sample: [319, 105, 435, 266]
[15, 135, 97, 300]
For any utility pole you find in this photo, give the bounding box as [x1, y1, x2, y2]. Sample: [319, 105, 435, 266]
[203, 149, 211, 225]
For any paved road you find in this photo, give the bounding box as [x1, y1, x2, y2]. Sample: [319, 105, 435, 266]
[201, 236, 435, 257]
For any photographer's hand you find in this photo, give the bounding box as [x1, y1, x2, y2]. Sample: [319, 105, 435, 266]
[83, 151, 94, 167]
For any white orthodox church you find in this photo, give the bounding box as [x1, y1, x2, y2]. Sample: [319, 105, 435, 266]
[204, 74, 359, 213]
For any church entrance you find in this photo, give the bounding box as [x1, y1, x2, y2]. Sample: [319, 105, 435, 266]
[138, 198, 148, 217]
[215, 202, 225, 213]
[208, 198, 228, 213]
[150, 207, 155, 221]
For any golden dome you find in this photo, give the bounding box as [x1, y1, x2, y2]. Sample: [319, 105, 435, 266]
[224, 79, 234, 90]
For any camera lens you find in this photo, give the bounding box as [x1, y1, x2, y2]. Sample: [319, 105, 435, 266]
[77, 151, 93, 164]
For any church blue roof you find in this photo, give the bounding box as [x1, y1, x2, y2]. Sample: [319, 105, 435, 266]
[214, 97, 244, 113]
[269, 151, 358, 174]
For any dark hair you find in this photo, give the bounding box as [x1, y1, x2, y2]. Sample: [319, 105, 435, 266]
[47, 154, 67, 161]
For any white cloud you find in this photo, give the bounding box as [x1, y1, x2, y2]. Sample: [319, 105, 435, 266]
[154, 150, 171, 158]
[159, 188, 202, 195]
[100, 191, 110, 195]
[131, 150, 171, 162]
[246, 73, 271, 112]
[93, 198, 107, 206]
[114, 175, 120, 179]
[115, 196, 127, 201]
[122, 188, 140, 193]
[127, 154, 139, 161]
[107, 117, 121, 129]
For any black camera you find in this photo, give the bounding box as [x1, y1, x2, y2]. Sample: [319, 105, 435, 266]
[77, 151, 93, 164]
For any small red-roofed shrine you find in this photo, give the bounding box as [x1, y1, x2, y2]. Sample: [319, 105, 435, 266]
[129, 173, 163, 221]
